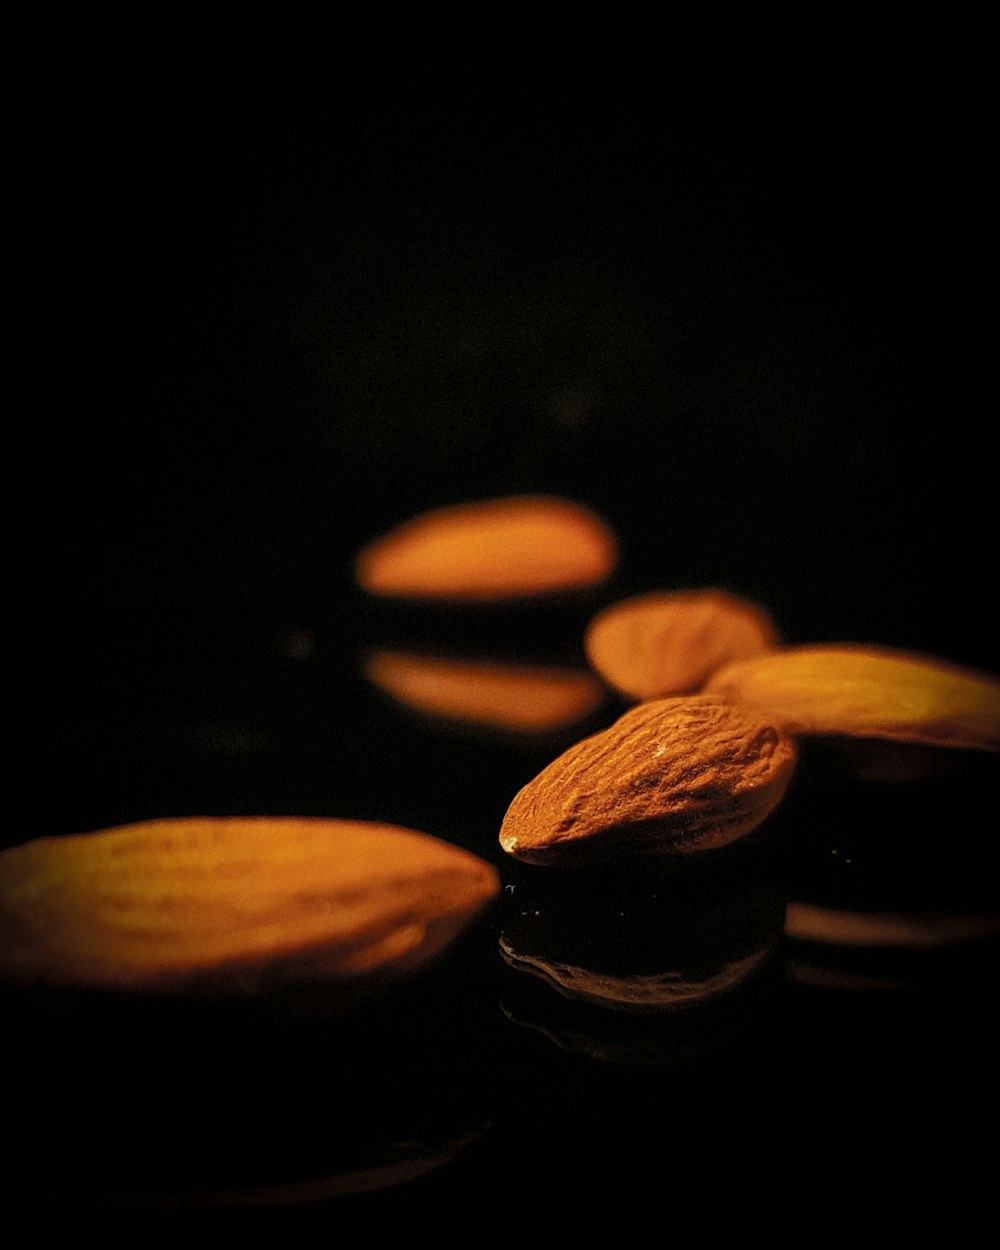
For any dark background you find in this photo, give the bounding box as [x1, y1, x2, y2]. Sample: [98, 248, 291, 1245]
[10, 54, 998, 1228]
[27, 63, 995, 835]
[23, 57, 996, 834]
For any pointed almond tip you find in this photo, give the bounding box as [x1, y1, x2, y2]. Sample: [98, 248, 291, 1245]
[499, 831, 519, 857]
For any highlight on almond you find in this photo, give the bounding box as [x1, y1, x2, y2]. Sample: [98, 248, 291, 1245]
[705, 643, 1000, 754]
[498, 695, 797, 867]
[584, 587, 780, 702]
[362, 648, 606, 736]
[353, 494, 618, 604]
[0, 817, 500, 1001]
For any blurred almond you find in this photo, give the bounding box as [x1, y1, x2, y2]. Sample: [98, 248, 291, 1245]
[354, 494, 618, 603]
[784, 901, 1000, 949]
[584, 588, 780, 701]
[499, 695, 797, 866]
[705, 643, 1000, 753]
[0, 817, 500, 1002]
[363, 648, 606, 735]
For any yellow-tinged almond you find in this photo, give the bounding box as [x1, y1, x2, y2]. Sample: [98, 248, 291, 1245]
[705, 643, 1000, 753]
[498, 695, 797, 866]
[584, 588, 780, 701]
[354, 494, 618, 603]
[0, 817, 500, 999]
[363, 648, 606, 734]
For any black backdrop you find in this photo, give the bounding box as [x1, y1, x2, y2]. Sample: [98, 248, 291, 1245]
[23, 59, 995, 834]
[9, 54, 998, 1228]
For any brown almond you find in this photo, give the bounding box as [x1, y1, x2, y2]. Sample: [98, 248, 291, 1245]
[0, 817, 500, 1001]
[705, 643, 1000, 753]
[584, 588, 780, 701]
[363, 648, 606, 735]
[354, 494, 618, 603]
[498, 695, 797, 866]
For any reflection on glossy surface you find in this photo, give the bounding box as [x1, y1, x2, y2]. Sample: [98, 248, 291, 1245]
[497, 866, 785, 1064]
[777, 739, 1000, 997]
[66, 1125, 492, 1211]
[785, 900, 1000, 949]
[500, 871, 785, 1012]
[7, 912, 502, 1215]
[501, 936, 772, 1012]
[362, 647, 607, 736]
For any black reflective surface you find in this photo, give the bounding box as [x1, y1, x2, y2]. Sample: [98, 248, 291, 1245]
[11, 61, 998, 1230]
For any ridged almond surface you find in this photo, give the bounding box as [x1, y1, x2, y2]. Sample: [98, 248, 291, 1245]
[705, 643, 1000, 753]
[584, 588, 780, 701]
[354, 495, 618, 603]
[0, 817, 500, 997]
[363, 648, 605, 734]
[498, 695, 797, 866]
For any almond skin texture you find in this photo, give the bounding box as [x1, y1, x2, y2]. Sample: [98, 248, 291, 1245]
[584, 588, 780, 701]
[354, 495, 618, 603]
[498, 695, 797, 866]
[0, 817, 500, 1000]
[705, 643, 1000, 753]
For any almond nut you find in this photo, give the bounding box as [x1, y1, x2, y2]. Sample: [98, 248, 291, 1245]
[705, 643, 1000, 753]
[354, 494, 618, 603]
[498, 695, 797, 866]
[584, 588, 780, 701]
[0, 817, 500, 1001]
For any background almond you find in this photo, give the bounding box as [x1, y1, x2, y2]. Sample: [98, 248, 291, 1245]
[354, 494, 618, 603]
[705, 643, 1000, 753]
[584, 588, 780, 701]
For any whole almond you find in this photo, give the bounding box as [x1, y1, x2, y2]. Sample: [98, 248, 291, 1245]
[705, 643, 1000, 753]
[354, 494, 618, 603]
[498, 695, 797, 866]
[584, 588, 780, 701]
[0, 817, 500, 1001]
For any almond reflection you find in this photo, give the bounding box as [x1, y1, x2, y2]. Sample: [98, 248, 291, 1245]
[363, 648, 606, 736]
[785, 901, 1000, 950]
[498, 877, 784, 1068]
[783, 901, 1000, 993]
[68, 1127, 491, 1211]
[499, 877, 784, 1015]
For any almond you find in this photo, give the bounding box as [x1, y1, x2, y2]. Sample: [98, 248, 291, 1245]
[705, 643, 1000, 753]
[0, 817, 500, 1001]
[584, 588, 780, 701]
[498, 695, 797, 866]
[354, 494, 618, 603]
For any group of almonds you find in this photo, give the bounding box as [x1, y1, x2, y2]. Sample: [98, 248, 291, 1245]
[2, 494, 997, 1010]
